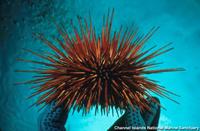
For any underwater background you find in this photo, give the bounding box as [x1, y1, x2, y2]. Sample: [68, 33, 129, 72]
[0, 0, 200, 130]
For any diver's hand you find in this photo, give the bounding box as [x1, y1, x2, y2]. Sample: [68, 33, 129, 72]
[108, 97, 160, 131]
[38, 101, 68, 131]
[37, 97, 160, 131]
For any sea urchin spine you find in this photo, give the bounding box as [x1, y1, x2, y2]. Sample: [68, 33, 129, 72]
[17, 9, 184, 115]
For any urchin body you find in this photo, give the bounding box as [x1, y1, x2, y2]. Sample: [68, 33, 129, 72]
[18, 10, 183, 115]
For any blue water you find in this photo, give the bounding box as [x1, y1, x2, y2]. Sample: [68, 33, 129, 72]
[1, 0, 200, 130]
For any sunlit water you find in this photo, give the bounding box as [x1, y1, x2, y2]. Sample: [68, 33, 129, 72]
[1, 0, 200, 130]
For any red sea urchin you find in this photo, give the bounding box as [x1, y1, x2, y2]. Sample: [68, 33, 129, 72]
[18, 10, 183, 115]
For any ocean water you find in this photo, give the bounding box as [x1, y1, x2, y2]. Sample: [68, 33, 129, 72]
[0, 0, 200, 130]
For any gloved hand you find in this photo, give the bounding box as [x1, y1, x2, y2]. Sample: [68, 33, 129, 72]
[38, 101, 68, 131]
[38, 97, 160, 131]
[108, 97, 160, 131]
